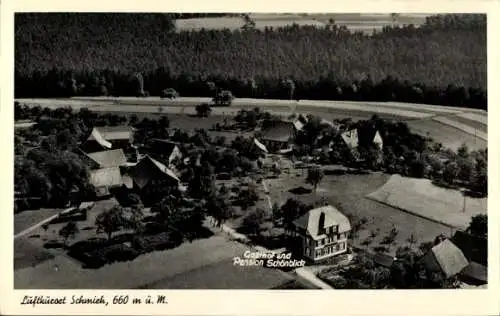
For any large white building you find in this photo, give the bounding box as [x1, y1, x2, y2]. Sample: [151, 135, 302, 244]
[286, 205, 351, 261]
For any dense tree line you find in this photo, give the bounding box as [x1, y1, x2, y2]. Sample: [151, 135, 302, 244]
[15, 14, 486, 109]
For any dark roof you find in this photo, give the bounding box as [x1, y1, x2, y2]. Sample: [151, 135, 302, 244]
[460, 261, 487, 283]
[451, 230, 487, 266]
[130, 156, 180, 189]
[147, 139, 178, 155]
[371, 253, 396, 268]
[261, 121, 295, 143]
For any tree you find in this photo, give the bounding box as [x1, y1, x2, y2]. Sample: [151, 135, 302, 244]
[457, 143, 469, 159]
[205, 194, 231, 226]
[406, 233, 418, 248]
[124, 205, 145, 233]
[242, 14, 256, 30]
[241, 208, 266, 236]
[390, 247, 421, 288]
[283, 79, 296, 101]
[206, 81, 217, 97]
[442, 160, 459, 185]
[457, 157, 474, 183]
[306, 167, 324, 191]
[467, 214, 487, 237]
[161, 88, 179, 99]
[189, 162, 216, 199]
[281, 198, 309, 228]
[271, 202, 282, 224]
[471, 151, 487, 195]
[134, 72, 145, 96]
[382, 227, 399, 245]
[151, 196, 178, 222]
[95, 206, 126, 240]
[214, 90, 234, 106]
[390, 13, 400, 24]
[59, 221, 79, 246]
[195, 103, 212, 117]
[238, 184, 259, 210]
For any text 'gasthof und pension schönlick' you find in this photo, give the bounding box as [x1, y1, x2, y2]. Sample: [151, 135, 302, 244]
[232, 250, 306, 268]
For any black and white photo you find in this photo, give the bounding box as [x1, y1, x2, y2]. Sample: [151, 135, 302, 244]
[10, 11, 490, 293]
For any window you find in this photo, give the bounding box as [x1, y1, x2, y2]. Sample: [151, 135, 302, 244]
[340, 243, 345, 250]
[315, 250, 320, 257]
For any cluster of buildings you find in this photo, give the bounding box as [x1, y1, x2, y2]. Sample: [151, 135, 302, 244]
[79, 126, 184, 204]
[253, 115, 384, 160]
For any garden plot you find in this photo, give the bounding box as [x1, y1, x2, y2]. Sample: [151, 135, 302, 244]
[366, 175, 487, 229]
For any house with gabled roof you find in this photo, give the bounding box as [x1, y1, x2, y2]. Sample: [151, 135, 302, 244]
[128, 155, 181, 205]
[419, 239, 469, 279]
[286, 205, 351, 262]
[81, 126, 134, 153]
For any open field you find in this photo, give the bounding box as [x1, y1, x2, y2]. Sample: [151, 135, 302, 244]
[265, 167, 453, 256]
[174, 13, 430, 34]
[366, 175, 487, 230]
[406, 118, 487, 151]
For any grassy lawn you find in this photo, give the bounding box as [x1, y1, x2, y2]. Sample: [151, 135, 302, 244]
[14, 238, 55, 270]
[265, 168, 452, 256]
[14, 208, 64, 235]
[143, 257, 292, 289]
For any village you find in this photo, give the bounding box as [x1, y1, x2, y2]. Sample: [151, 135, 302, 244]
[14, 100, 487, 289]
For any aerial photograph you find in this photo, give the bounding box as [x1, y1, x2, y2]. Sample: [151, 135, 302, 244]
[13, 13, 487, 289]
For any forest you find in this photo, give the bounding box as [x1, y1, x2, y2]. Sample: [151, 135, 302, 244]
[15, 13, 486, 109]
